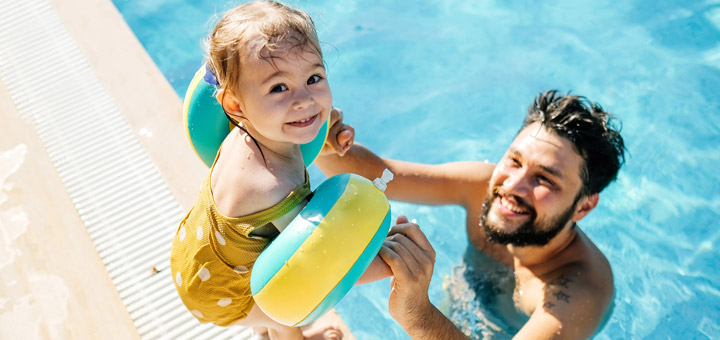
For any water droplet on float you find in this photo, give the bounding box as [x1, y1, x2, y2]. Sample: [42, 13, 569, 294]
[304, 211, 324, 223]
[331, 217, 335, 221]
[323, 250, 327, 254]
[357, 208, 361, 212]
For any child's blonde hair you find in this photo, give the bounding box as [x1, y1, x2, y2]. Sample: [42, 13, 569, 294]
[207, 1, 322, 102]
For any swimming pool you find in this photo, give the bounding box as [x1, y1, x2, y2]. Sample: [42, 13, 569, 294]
[112, 0, 720, 338]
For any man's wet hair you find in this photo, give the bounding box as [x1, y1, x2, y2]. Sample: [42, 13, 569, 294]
[522, 90, 626, 196]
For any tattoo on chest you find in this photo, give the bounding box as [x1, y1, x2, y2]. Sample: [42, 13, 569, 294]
[553, 290, 571, 303]
[543, 274, 574, 309]
[554, 274, 572, 289]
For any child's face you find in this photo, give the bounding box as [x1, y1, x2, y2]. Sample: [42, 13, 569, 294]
[235, 44, 332, 146]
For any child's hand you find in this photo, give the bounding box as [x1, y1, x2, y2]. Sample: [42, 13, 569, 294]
[321, 107, 355, 156]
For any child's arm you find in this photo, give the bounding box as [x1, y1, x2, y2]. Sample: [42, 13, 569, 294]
[356, 255, 392, 285]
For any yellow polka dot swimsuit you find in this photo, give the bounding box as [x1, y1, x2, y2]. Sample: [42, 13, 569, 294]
[170, 163, 311, 326]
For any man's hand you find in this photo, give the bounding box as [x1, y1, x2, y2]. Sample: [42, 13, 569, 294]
[380, 216, 436, 331]
[379, 216, 469, 339]
[320, 107, 354, 156]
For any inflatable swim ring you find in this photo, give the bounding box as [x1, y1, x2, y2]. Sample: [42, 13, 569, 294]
[250, 170, 394, 326]
[183, 64, 329, 167]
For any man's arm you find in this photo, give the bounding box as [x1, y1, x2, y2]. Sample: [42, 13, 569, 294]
[315, 144, 494, 208]
[380, 217, 468, 340]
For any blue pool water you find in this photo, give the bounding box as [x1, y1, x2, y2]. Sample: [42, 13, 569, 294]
[112, 0, 720, 338]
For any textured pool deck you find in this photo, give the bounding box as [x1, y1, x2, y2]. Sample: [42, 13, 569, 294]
[0, 0, 353, 338]
[0, 0, 204, 338]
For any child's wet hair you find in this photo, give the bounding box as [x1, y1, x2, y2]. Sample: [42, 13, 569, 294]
[206, 1, 322, 101]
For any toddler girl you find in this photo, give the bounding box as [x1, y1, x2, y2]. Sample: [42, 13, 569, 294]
[170, 1, 377, 339]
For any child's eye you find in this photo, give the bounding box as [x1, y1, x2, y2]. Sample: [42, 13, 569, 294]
[270, 84, 288, 93]
[307, 75, 323, 85]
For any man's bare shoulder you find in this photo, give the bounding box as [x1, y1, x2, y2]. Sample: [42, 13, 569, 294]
[532, 269, 612, 339]
[542, 260, 613, 314]
[520, 231, 613, 339]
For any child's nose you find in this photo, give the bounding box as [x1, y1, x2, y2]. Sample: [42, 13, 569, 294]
[292, 87, 314, 110]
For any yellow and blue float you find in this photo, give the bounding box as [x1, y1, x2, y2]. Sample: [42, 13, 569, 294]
[183, 64, 329, 168]
[251, 170, 393, 326]
[183, 64, 393, 326]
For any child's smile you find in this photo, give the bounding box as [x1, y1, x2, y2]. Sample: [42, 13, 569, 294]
[287, 113, 318, 128]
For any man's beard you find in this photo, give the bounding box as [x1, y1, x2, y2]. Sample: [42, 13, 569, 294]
[479, 191, 578, 247]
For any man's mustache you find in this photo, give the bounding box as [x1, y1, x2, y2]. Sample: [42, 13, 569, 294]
[492, 187, 534, 215]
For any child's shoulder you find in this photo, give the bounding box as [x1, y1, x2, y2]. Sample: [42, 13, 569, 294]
[210, 132, 295, 217]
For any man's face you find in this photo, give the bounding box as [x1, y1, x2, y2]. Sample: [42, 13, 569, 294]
[480, 123, 586, 247]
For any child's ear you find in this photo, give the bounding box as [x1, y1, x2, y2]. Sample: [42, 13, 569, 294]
[216, 89, 243, 119]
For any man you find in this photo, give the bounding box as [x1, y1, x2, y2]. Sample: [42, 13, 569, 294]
[318, 90, 626, 339]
